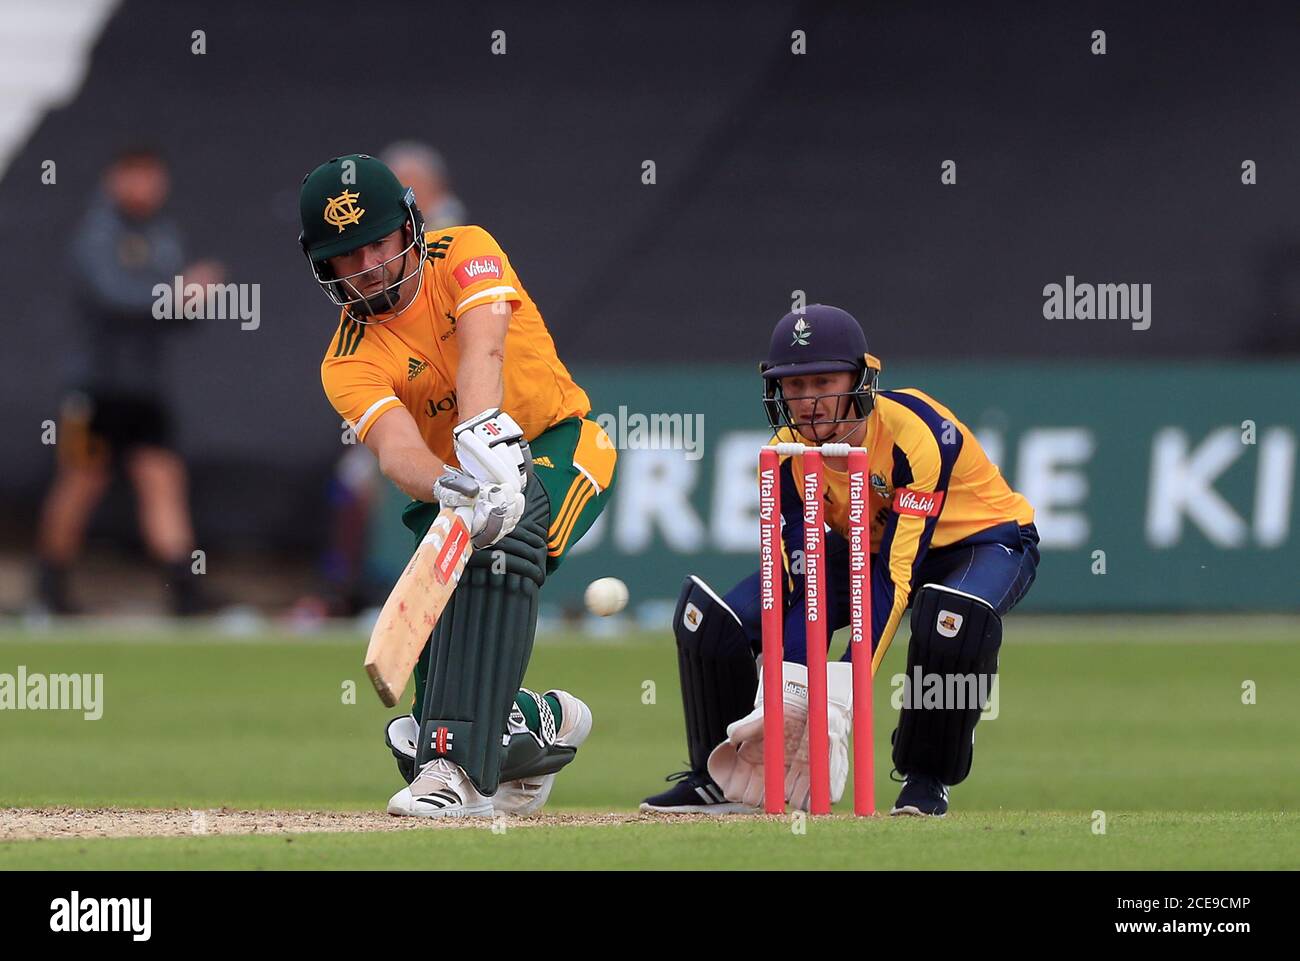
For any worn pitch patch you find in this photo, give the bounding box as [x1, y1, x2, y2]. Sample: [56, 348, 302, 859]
[0, 807, 768, 841]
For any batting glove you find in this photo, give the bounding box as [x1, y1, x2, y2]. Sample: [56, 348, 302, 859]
[434, 468, 526, 550]
[452, 408, 532, 498]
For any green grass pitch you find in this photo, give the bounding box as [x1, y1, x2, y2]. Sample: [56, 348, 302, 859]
[0, 616, 1295, 869]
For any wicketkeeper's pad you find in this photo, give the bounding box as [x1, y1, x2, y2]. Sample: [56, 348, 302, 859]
[892, 583, 1002, 787]
[674, 575, 758, 772]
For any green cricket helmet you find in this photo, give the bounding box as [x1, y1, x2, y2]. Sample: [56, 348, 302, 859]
[298, 153, 427, 322]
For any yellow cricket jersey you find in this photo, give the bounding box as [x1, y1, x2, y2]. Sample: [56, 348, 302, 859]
[320, 226, 591, 461]
[776, 387, 1034, 656]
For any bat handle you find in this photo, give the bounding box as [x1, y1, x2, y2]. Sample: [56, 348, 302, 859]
[416, 504, 478, 549]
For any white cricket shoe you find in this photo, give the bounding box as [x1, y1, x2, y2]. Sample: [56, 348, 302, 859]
[387, 758, 494, 818]
[492, 689, 593, 817]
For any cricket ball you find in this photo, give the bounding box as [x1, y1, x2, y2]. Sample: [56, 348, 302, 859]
[584, 577, 629, 617]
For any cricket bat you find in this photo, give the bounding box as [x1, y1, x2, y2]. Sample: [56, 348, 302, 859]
[363, 504, 474, 707]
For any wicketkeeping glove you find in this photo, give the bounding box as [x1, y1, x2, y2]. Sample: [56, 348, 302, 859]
[706, 661, 852, 811]
[790, 662, 852, 809]
[707, 661, 810, 810]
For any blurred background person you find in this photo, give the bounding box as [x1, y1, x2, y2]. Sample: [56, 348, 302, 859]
[380, 141, 465, 230]
[33, 146, 224, 616]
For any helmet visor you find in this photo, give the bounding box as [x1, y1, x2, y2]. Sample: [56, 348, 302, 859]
[308, 209, 426, 318]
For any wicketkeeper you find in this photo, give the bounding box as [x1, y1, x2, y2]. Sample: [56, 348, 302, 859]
[642, 304, 1039, 817]
[300, 154, 617, 817]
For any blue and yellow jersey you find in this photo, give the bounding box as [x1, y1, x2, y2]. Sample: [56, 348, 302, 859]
[774, 388, 1034, 658]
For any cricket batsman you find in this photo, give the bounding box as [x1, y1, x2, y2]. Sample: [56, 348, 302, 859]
[299, 154, 617, 817]
[641, 304, 1039, 817]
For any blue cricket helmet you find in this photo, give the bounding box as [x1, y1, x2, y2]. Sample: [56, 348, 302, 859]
[760, 304, 881, 435]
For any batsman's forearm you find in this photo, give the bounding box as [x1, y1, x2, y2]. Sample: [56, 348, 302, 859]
[456, 345, 504, 422]
[378, 444, 448, 502]
[454, 301, 510, 421]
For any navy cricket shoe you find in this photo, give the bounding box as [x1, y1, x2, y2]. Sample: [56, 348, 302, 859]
[640, 770, 756, 814]
[890, 773, 950, 817]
